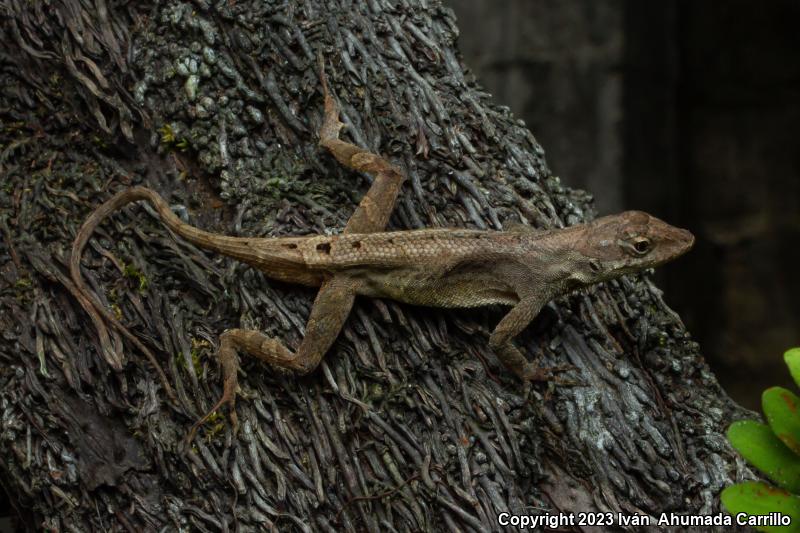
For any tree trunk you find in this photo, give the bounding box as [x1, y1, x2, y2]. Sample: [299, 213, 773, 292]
[0, 0, 753, 531]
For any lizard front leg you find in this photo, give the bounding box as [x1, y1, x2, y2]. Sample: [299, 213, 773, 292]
[489, 296, 573, 382]
[190, 61, 405, 440]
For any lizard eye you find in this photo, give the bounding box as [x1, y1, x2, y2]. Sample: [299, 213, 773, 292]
[589, 259, 602, 273]
[633, 237, 651, 255]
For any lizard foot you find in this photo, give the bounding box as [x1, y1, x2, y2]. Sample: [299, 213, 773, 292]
[183, 334, 242, 448]
[184, 381, 239, 448]
[181, 327, 327, 448]
[522, 363, 579, 386]
[184, 378, 239, 447]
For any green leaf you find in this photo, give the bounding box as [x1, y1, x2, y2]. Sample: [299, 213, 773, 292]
[784, 348, 800, 389]
[728, 421, 800, 493]
[764, 387, 800, 455]
[721, 482, 800, 532]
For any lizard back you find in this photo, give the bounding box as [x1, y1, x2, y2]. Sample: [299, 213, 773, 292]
[250, 229, 534, 307]
[293, 229, 526, 269]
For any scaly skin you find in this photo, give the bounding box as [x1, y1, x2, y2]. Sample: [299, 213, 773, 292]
[70, 63, 694, 442]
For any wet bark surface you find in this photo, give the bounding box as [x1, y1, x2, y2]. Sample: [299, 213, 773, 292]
[0, 1, 755, 531]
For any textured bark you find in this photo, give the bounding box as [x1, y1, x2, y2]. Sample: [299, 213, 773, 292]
[0, 0, 754, 531]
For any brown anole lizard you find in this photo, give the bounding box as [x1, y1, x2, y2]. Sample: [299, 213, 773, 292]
[70, 64, 694, 440]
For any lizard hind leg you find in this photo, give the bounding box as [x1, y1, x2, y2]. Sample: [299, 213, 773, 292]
[317, 56, 405, 234]
[185, 279, 357, 445]
[185, 328, 291, 444]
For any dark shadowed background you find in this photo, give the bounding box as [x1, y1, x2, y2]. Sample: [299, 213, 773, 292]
[447, 0, 800, 409]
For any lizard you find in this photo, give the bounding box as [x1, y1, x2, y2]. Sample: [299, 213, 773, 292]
[69, 63, 695, 441]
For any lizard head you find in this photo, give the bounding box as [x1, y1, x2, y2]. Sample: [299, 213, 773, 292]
[574, 210, 694, 284]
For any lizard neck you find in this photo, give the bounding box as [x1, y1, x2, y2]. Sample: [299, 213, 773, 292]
[517, 222, 632, 293]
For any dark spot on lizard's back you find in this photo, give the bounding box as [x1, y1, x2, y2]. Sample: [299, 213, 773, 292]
[316, 242, 331, 254]
[387, 238, 394, 244]
[352, 241, 361, 249]
[283, 243, 298, 249]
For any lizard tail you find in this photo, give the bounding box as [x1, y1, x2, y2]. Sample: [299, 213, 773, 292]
[70, 187, 185, 403]
[69, 185, 305, 404]
[70, 186, 318, 403]
[72, 185, 314, 274]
